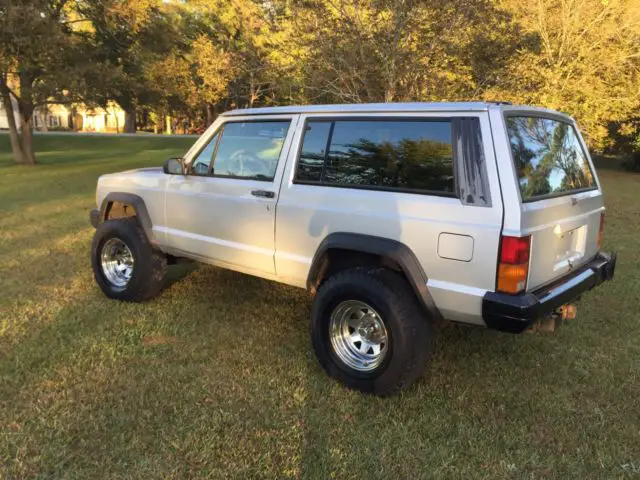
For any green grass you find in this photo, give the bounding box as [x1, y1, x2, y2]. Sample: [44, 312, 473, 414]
[1, 134, 639, 479]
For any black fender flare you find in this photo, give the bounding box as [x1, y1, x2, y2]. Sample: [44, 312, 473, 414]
[98, 192, 156, 245]
[307, 232, 443, 321]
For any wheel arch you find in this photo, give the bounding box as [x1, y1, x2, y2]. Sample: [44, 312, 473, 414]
[98, 192, 156, 245]
[307, 233, 443, 322]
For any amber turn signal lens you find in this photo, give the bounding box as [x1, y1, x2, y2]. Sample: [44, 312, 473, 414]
[497, 263, 529, 294]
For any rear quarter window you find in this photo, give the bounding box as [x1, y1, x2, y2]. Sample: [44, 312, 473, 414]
[506, 116, 596, 201]
[294, 118, 455, 195]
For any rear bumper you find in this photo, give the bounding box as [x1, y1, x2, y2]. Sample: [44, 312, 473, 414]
[482, 252, 617, 333]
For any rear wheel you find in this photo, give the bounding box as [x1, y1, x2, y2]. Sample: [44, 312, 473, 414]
[311, 268, 434, 395]
[91, 218, 167, 302]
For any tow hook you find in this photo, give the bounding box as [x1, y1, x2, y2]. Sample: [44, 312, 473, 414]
[528, 304, 577, 333]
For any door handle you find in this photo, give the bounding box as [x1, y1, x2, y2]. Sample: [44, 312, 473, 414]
[251, 189, 275, 199]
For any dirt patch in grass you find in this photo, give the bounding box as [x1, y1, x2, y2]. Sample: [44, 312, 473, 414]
[143, 335, 181, 346]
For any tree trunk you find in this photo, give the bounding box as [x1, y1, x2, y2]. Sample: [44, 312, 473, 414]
[16, 71, 37, 164]
[249, 73, 255, 108]
[124, 105, 136, 133]
[206, 103, 215, 126]
[39, 111, 48, 132]
[19, 114, 37, 165]
[0, 77, 27, 164]
[106, 104, 120, 134]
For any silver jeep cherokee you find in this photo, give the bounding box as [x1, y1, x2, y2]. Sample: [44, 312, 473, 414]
[90, 102, 617, 395]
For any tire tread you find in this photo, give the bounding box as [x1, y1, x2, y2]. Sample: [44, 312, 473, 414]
[311, 267, 434, 395]
[91, 218, 167, 302]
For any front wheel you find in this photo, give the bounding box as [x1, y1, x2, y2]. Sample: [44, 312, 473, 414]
[91, 218, 167, 302]
[311, 268, 434, 395]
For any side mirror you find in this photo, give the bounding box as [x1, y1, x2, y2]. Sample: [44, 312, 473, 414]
[163, 157, 185, 175]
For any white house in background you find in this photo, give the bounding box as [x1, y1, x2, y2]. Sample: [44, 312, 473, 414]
[0, 96, 20, 130]
[72, 102, 127, 132]
[0, 100, 126, 133]
[33, 103, 72, 130]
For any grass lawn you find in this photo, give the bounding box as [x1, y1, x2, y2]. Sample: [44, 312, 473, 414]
[1, 134, 639, 479]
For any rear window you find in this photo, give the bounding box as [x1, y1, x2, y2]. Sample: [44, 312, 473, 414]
[505, 116, 596, 201]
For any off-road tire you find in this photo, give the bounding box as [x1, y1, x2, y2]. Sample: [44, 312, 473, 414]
[91, 218, 167, 302]
[311, 267, 434, 395]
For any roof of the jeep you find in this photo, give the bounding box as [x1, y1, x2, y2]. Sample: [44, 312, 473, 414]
[221, 102, 570, 118]
[223, 102, 491, 116]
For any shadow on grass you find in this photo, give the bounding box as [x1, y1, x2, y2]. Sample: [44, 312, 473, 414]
[0, 267, 302, 476]
[1, 264, 633, 477]
[0, 262, 197, 379]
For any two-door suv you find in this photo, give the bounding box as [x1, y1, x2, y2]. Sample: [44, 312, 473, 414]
[90, 102, 616, 395]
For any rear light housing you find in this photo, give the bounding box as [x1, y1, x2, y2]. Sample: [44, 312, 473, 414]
[597, 212, 605, 250]
[497, 235, 531, 294]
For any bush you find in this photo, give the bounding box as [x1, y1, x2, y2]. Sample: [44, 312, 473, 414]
[622, 135, 640, 172]
[623, 152, 640, 172]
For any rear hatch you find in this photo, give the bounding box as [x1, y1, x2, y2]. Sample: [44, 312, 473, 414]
[504, 114, 604, 291]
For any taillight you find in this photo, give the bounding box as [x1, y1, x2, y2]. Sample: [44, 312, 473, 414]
[497, 235, 531, 294]
[597, 212, 605, 250]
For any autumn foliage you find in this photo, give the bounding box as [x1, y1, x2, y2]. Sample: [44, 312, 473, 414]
[1, 0, 639, 164]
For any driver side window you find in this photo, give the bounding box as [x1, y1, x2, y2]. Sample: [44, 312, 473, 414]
[212, 121, 291, 181]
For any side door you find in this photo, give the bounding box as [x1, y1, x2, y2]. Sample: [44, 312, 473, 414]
[161, 114, 298, 277]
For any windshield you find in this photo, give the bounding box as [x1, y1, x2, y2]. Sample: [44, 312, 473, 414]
[505, 116, 596, 201]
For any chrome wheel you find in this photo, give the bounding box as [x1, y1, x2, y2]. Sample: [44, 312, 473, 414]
[100, 238, 134, 289]
[329, 300, 389, 372]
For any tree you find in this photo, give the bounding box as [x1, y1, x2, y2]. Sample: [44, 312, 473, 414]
[490, 0, 640, 149]
[0, 0, 91, 164]
[288, 0, 522, 104]
[145, 0, 300, 129]
[221, 0, 299, 108]
[146, 32, 235, 127]
[178, 0, 301, 122]
[79, 0, 181, 133]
